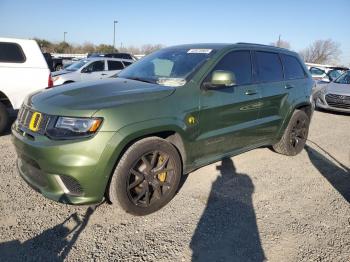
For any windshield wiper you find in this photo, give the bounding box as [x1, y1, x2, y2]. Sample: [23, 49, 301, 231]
[126, 77, 155, 84]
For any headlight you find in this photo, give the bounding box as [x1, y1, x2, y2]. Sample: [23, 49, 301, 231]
[46, 117, 103, 139]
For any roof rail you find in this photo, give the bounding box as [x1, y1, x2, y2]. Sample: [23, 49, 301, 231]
[235, 42, 287, 50]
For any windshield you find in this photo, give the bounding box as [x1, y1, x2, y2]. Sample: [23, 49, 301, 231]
[334, 71, 350, 84]
[117, 48, 214, 87]
[65, 59, 89, 71]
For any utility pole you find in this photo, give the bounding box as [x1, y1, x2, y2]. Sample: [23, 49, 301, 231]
[64, 32, 67, 42]
[113, 20, 118, 51]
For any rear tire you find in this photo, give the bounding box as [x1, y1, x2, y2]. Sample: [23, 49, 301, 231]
[108, 137, 182, 216]
[273, 110, 310, 156]
[0, 102, 9, 135]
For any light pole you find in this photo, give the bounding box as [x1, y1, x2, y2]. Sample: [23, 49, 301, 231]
[113, 20, 118, 51]
[64, 32, 67, 42]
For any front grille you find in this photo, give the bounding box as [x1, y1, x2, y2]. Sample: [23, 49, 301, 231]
[59, 175, 84, 196]
[17, 105, 51, 134]
[325, 94, 350, 109]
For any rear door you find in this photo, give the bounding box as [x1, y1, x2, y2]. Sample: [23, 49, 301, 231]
[254, 51, 305, 142]
[197, 50, 262, 159]
[106, 60, 125, 77]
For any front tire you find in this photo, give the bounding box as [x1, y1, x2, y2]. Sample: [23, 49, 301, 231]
[108, 137, 182, 216]
[0, 102, 9, 135]
[273, 110, 310, 156]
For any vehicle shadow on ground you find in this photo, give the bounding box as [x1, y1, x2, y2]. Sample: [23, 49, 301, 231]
[305, 144, 350, 203]
[0, 204, 98, 262]
[190, 157, 265, 262]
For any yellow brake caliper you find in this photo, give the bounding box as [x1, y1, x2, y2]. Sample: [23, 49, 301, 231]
[157, 155, 167, 182]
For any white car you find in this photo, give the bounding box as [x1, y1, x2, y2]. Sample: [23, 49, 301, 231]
[51, 57, 133, 85]
[0, 37, 52, 134]
[306, 63, 348, 82]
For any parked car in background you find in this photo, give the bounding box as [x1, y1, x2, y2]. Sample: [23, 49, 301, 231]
[43, 52, 64, 71]
[306, 63, 348, 82]
[0, 37, 52, 134]
[51, 57, 133, 85]
[313, 70, 350, 113]
[12, 43, 313, 215]
[88, 52, 138, 61]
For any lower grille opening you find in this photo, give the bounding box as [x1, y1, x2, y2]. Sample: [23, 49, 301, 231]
[19, 156, 47, 187]
[59, 175, 84, 196]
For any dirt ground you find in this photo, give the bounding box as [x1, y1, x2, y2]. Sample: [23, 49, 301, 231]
[0, 110, 349, 262]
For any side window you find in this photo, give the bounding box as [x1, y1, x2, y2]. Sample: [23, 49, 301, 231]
[255, 51, 283, 82]
[281, 54, 305, 80]
[123, 61, 132, 67]
[108, 60, 124, 70]
[85, 60, 105, 72]
[310, 67, 325, 76]
[0, 42, 26, 63]
[211, 50, 252, 85]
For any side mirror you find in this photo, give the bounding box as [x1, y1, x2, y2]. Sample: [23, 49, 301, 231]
[203, 70, 236, 90]
[81, 67, 92, 73]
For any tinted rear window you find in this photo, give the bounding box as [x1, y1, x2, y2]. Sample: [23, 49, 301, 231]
[212, 50, 252, 85]
[255, 51, 283, 82]
[0, 42, 26, 63]
[108, 60, 124, 70]
[281, 54, 305, 80]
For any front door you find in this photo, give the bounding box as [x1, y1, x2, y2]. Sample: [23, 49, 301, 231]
[80, 60, 106, 82]
[196, 50, 262, 161]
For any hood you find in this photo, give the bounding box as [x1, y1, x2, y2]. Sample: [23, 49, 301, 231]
[51, 69, 73, 77]
[326, 82, 350, 96]
[29, 78, 175, 117]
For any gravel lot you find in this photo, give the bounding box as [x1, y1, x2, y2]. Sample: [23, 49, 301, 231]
[0, 110, 349, 262]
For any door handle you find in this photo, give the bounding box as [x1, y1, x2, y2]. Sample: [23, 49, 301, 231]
[285, 84, 294, 89]
[101, 73, 108, 76]
[245, 90, 257, 95]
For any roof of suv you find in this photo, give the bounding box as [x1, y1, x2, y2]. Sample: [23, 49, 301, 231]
[84, 57, 134, 63]
[167, 42, 298, 56]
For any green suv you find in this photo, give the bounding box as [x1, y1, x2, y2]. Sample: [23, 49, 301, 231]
[12, 43, 313, 215]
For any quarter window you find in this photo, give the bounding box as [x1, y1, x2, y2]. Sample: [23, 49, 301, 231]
[281, 54, 305, 80]
[0, 42, 26, 63]
[309, 67, 325, 76]
[123, 61, 132, 67]
[211, 50, 252, 85]
[108, 60, 124, 70]
[255, 51, 283, 82]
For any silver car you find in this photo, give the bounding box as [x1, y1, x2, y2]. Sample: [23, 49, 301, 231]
[51, 57, 133, 86]
[314, 70, 350, 113]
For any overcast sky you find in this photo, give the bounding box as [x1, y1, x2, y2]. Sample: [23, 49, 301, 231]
[1, 0, 349, 64]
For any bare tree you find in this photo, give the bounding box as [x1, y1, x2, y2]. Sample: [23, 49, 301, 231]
[140, 44, 165, 55]
[299, 39, 341, 64]
[270, 39, 291, 49]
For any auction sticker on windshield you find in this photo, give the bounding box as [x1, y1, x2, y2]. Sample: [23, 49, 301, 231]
[187, 49, 212, 54]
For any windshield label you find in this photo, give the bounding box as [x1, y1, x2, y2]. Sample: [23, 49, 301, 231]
[187, 49, 212, 54]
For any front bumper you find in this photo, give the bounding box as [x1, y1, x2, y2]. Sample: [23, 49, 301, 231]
[315, 94, 350, 113]
[12, 124, 116, 205]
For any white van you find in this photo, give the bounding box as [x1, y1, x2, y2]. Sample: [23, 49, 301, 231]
[0, 37, 52, 134]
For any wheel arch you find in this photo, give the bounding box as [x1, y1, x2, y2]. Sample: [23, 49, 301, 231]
[102, 123, 189, 201]
[0, 91, 14, 109]
[277, 100, 313, 141]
